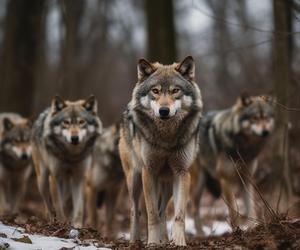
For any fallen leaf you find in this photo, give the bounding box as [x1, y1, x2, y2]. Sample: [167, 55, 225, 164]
[11, 235, 32, 244]
[0, 234, 7, 238]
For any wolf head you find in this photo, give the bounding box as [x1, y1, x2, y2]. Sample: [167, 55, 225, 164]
[1, 117, 32, 163]
[131, 56, 202, 120]
[235, 94, 275, 138]
[48, 95, 102, 150]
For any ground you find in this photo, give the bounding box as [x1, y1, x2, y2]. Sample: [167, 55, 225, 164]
[0, 180, 299, 249]
[0, 214, 299, 249]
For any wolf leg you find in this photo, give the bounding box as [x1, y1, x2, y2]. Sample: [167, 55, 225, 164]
[242, 181, 257, 228]
[191, 172, 205, 236]
[32, 150, 55, 221]
[70, 175, 84, 228]
[49, 175, 65, 222]
[0, 183, 8, 214]
[241, 161, 257, 227]
[10, 181, 25, 214]
[86, 183, 98, 229]
[127, 169, 142, 242]
[37, 169, 55, 221]
[105, 185, 120, 238]
[220, 176, 240, 228]
[142, 167, 162, 245]
[217, 155, 240, 228]
[158, 181, 172, 243]
[172, 171, 190, 246]
[11, 167, 31, 214]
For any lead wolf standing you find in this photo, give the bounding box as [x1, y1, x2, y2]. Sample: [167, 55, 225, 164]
[119, 56, 203, 246]
[31, 96, 102, 227]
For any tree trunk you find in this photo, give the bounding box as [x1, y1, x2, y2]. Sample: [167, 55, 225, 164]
[145, 0, 177, 64]
[58, 0, 85, 99]
[271, 0, 293, 207]
[205, 0, 232, 97]
[0, 0, 46, 117]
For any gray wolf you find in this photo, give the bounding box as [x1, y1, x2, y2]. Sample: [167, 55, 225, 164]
[119, 56, 203, 245]
[191, 94, 275, 232]
[0, 113, 32, 214]
[31, 95, 102, 227]
[86, 123, 124, 237]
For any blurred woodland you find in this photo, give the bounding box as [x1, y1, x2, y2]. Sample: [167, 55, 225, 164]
[0, 0, 299, 201]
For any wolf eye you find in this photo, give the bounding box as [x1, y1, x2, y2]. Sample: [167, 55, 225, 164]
[78, 119, 86, 125]
[172, 88, 180, 94]
[151, 88, 159, 94]
[63, 120, 70, 126]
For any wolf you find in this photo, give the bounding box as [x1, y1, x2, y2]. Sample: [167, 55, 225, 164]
[86, 123, 124, 236]
[31, 95, 102, 227]
[0, 113, 32, 214]
[119, 56, 203, 246]
[191, 94, 275, 232]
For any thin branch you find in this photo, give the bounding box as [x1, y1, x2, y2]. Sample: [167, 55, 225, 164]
[260, 95, 300, 112]
[235, 151, 277, 218]
[192, 0, 300, 36]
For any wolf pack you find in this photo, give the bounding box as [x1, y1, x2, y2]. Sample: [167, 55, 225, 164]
[0, 56, 276, 246]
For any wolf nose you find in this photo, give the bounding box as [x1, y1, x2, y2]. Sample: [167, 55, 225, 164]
[262, 130, 269, 137]
[71, 136, 79, 145]
[21, 153, 28, 160]
[159, 107, 170, 118]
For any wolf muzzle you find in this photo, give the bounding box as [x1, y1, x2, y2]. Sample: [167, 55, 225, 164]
[159, 107, 170, 119]
[71, 135, 80, 145]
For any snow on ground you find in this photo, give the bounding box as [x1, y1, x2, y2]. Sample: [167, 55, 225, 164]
[0, 222, 110, 250]
[0, 216, 231, 249]
[167, 217, 231, 238]
[117, 217, 231, 241]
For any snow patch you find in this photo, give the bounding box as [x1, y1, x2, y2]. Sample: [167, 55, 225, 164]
[166, 216, 230, 238]
[0, 222, 110, 250]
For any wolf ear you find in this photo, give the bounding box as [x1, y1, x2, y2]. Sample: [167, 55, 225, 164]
[51, 95, 67, 114]
[83, 95, 97, 114]
[176, 56, 195, 81]
[239, 92, 252, 106]
[137, 58, 156, 82]
[3, 118, 14, 131]
[261, 95, 276, 104]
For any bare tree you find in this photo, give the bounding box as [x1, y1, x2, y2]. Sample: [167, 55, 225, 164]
[205, 0, 232, 92]
[0, 0, 46, 116]
[57, 0, 85, 99]
[145, 0, 177, 63]
[271, 0, 293, 205]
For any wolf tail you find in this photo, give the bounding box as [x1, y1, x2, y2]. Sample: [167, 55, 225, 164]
[204, 169, 222, 198]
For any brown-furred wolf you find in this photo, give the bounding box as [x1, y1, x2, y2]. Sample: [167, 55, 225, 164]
[86, 123, 124, 237]
[191, 94, 275, 233]
[119, 56, 203, 246]
[0, 113, 32, 214]
[31, 96, 102, 227]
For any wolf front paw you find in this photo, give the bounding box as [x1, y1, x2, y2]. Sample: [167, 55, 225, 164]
[147, 224, 163, 245]
[171, 223, 186, 246]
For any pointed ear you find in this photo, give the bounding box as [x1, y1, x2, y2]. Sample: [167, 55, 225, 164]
[3, 118, 14, 131]
[137, 58, 156, 82]
[83, 95, 97, 114]
[176, 56, 195, 81]
[51, 95, 67, 115]
[239, 92, 252, 106]
[261, 95, 276, 104]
